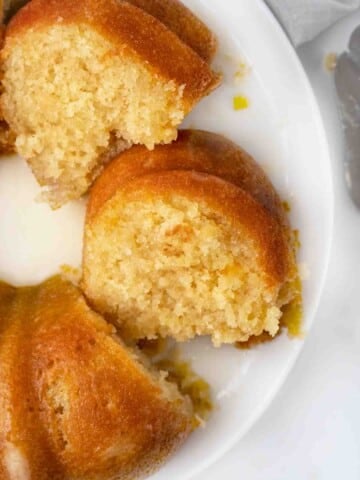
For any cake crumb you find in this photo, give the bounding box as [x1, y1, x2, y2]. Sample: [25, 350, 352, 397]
[158, 355, 213, 429]
[221, 53, 251, 84]
[139, 339, 212, 428]
[293, 229, 301, 249]
[281, 301, 304, 338]
[324, 53, 337, 72]
[282, 200, 291, 213]
[234, 60, 251, 83]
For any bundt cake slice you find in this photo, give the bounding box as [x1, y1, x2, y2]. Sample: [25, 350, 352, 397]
[82, 130, 300, 347]
[0, 276, 192, 480]
[1, 0, 219, 207]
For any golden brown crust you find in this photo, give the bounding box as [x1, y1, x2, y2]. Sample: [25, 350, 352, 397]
[5, 0, 220, 104]
[86, 130, 295, 286]
[87, 130, 286, 225]
[0, 276, 192, 480]
[126, 0, 217, 62]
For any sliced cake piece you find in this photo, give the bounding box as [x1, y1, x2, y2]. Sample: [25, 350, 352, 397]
[1, 0, 219, 207]
[82, 130, 300, 347]
[0, 276, 192, 480]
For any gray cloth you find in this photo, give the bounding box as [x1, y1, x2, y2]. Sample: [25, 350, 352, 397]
[265, 0, 360, 45]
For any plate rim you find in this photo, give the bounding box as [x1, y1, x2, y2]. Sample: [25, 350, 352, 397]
[185, 0, 334, 478]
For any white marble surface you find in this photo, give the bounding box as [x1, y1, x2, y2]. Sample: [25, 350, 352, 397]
[197, 9, 360, 480]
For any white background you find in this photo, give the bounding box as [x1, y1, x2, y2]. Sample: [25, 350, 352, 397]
[198, 9, 360, 480]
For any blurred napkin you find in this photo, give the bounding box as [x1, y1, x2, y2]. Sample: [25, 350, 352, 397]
[265, 0, 360, 45]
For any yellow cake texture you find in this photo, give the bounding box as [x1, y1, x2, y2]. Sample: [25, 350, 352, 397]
[82, 130, 301, 347]
[0, 0, 219, 207]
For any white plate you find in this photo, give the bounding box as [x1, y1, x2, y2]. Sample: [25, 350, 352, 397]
[0, 0, 333, 479]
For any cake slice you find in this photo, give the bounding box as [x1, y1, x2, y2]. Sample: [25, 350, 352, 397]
[82, 130, 300, 347]
[0, 276, 192, 480]
[1, 0, 220, 207]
